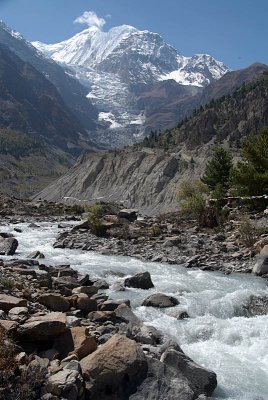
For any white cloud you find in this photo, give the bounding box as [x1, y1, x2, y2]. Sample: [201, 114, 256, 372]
[73, 11, 106, 29]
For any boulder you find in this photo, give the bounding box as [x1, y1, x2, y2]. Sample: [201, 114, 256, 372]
[0, 237, 18, 255]
[126, 323, 161, 345]
[72, 286, 98, 296]
[0, 294, 27, 312]
[118, 209, 138, 222]
[168, 310, 190, 320]
[161, 349, 217, 397]
[46, 366, 84, 399]
[54, 326, 97, 360]
[80, 334, 148, 399]
[38, 293, 70, 312]
[0, 319, 19, 335]
[253, 245, 268, 275]
[99, 299, 130, 312]
[236, 295, 268, 317]
[142, 293, 179, 308]
[17, 312, 67, 341]
[27, 250, 45, 259]
[163, 236, 182, 247]
[8, 307, 29, 323]
[125, 272, 154, 289]
[130, 357, 195, 400]
[76, 294, 97, 313]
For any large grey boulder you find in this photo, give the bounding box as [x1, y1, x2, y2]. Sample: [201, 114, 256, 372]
[130, 357, 195, 400]
[253, 245, 268, 275]
[130, 349, 217, 400]
[46, 362, 84, 399]
[80, 334, 148, 399]
[38, 293, 70, 312]
[0, 237, 18, 255]
[125, 272, 154, 289]
[142, 293, 179, 308]
[0, 294, 27, 313]
[161, 349, 217, 397]
[17, 312, 67, 341]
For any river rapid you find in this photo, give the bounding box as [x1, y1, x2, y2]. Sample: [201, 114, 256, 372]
[1, 221, 268, 400]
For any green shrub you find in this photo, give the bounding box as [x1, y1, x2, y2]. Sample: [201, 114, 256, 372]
[85, 203, 107, 236]
[238, 216, 257, 247]
[178, 180, 208, 223]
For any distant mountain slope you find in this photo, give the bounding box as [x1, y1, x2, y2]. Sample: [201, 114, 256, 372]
[36, 69, 268, 214]
[0, 43, 90, 154]
[0, 43, 97, 196]
[0, 21, 98, 134]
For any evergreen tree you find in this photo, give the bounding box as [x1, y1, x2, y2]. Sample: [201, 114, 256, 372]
[231, 127, 268, 195]
[201, 147, 233, 195]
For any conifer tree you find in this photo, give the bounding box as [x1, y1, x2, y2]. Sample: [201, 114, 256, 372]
[202, 147, 233, 195]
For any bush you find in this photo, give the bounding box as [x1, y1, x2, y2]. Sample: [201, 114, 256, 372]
[85, 203, 107, 237]
[238, 216, 257, 247]
[178, 180, 208, 223]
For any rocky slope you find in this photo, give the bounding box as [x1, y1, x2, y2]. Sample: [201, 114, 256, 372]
[0, 21, 98, 135]
[33, 25, 230, 146]
[36, 70, 268, 214]
[0, 44, 89, 154]
[0, 43, 98, 196]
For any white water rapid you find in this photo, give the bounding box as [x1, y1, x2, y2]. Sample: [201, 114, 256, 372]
[1, 221, 268, 400]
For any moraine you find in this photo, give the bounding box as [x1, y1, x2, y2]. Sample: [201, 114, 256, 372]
[1, 220, 268, 400]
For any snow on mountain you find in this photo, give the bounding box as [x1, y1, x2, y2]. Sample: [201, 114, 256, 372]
[32, 24, 230, 146]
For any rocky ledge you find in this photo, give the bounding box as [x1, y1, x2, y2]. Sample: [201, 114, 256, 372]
[0, 258, 218, 400]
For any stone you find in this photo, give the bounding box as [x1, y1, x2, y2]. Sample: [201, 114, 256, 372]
[142, 293, 179, 308]
[8, 307, 29, 323]
[161, 349, 217, 397]
[80, 334, 147, 399]
[130, 357, 195, 400]
[0, 294, 27, 312]
[118, 209, 138, 222]
[0, 237, 18, 255]
[47, 368, 84, 399]
[72, 286, 98, 296]
[110, 282, 125, 291]
[163, 236, 182, 247]
[168, 310, 190, 320]
[54, 327, 97, 360]
[93, 279, 109, 289]
[99, 299, 130, 312]
[253, 245, 268, 275]
[126, 323, 161, 345]
[88, 311, 118, 324]
[76, 294, 97, 313]
[67, 316, 81, 328]
[38, 293, 70, 312]
[125, 271, 154, 289]
[0, 319, 19, 335]
[236, 295, 268, 317]
[17, 312, 67, 341]
[27, 250, 45, 259]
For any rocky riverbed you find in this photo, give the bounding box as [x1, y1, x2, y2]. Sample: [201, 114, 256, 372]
[1, 197, 268, 399]
[53, 207, 268, 277]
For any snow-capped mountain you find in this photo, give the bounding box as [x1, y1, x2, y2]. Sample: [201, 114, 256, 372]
[32, 24, 230, 146]
[33, 25, 229, 87]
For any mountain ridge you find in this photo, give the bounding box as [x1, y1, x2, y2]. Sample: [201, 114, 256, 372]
[36, 68, 268, 213]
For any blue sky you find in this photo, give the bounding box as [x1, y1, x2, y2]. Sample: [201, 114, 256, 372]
[0, 0, 267, 69]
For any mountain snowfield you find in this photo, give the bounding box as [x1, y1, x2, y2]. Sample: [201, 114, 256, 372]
[33, 25, 230, 146]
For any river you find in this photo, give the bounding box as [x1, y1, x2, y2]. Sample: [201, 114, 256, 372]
[1, 221, 268, 400]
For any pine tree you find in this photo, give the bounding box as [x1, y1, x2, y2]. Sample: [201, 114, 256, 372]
[201, 147, 233, 195]
[231, 127, 268, 195]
